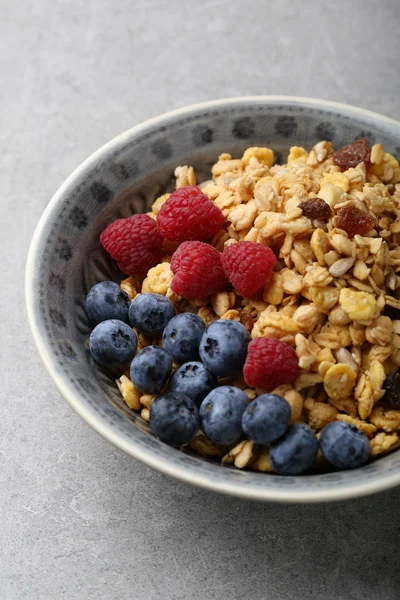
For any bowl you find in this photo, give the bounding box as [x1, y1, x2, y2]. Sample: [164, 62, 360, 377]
[26, 96, 400, 502]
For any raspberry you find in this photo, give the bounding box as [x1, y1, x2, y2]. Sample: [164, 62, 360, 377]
[157, 186, 224, 242]
[243, 337, 300, 392]
[170, 241, 228, 300]
[221, 241, 276, 297]
[100, 214, 163, 278]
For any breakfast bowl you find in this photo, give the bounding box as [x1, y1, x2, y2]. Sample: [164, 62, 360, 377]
[25, 96, 400, 502]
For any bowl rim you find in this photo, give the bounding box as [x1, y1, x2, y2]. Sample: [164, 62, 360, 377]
[26, 95, 400, 503]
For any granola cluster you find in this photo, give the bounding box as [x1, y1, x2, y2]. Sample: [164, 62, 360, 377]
[118, 141, 400, 471]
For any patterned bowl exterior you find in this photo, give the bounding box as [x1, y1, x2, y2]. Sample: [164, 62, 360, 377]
[26, 97, 400, 502]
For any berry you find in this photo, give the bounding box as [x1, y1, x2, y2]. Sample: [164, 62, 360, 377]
[89, 319, 137, 368]
[199, 320, 251, 377]
[382, 371, 400, 409]
[169, 361, 217, 407]
[200, 386, 249, 446]
[170, 241, 228, 300]
[130, 346, 172, 394]
[157, 185, 224, 242]
[243, 337, 300, 392]
[241, 394, 291, 444]
[333, 138, 370, 170]
[319, 421, 371, 469]
[85, 281, 130, 325]
[129, 293, 175, 336]
[270, 424, 318, 475]
[162, 313, 206, 364]
[150, 392, 199, 446]
[100, 214, 163, 277]
[221, 241, 276, 297]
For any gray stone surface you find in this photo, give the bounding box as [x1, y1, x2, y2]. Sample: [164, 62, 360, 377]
[2, 0, 400, 598]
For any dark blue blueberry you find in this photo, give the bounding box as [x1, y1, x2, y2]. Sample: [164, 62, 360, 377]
[162, 313, 206, 364]
[169, 361, 217, 407]
[199, 320, 251, 377]
[85, 281, 130, 325]
[89, 319, 137, 368]
[270, 424, 318, 475]
[200, 386, 248, 446]
[319, 421, 371, 470]
[242, 394, 291, 444]
[129, 293, 175, 336]
[150, 392, 199, 446]
[130, 346, 172, 394]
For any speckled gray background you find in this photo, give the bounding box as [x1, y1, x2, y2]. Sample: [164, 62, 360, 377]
[2, 1, 400, 598]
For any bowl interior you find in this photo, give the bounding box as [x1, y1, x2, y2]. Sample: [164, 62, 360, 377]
[26, 97, 400, 501]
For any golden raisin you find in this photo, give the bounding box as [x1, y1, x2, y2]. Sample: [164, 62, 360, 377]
[336, 205, 375, 237]
[298, 198, 331, 220]
[333, 138, 371, 170]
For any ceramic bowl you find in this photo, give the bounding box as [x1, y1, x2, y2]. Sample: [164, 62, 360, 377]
[26, 96, 400, 502]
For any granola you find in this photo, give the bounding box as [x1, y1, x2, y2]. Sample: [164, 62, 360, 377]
[109, 140, 400, 473]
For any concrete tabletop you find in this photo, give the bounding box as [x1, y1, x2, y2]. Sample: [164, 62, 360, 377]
[2, 0, 400, 598]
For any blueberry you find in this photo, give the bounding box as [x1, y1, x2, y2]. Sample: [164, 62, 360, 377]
[130, 345, 172, 394]
[199, 320, 251, 377]
[382, 371, 400, 410]
[269, 424, 318, 475]
[169, 361, 217, 407]
[150, 392, 199, 446]
[85, 281, 130, 324]
[162, 313, 206, 364]
[200, 386, 248, 445]
[89, 319, 137, 368]
[129, 293, 175, 336]
[242, 394, 291, 444]
[319, 421, 371, 470]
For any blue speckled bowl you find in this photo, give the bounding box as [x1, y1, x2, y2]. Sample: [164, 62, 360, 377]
[25, 97, 400, 502]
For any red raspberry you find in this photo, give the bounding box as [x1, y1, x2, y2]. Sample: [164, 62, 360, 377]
[157, 186, 224, 242]
[170, 241, 228, 300]
[100, 214, 163, 277]
[243, 337, 300, 392]
[221, 241, 276, 297]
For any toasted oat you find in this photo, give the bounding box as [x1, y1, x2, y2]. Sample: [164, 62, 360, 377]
[117, 375, 141, 411]
[336, 414, 377, 438]
[370, 432, 399, 455]
[189, 432, 222, 457]
[369, 406, 400, 432]
[223, 440, 255, 468]
[323, 363, 357, 400]
[142, 263, 173, 295]
[174, 165, 196, 188]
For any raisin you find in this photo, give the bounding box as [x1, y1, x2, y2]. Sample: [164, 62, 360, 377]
[333, 138, 371, 170]
[382, 371, 400, 410]
[336, 205, 375, 237]
[298, 198, 331, 220]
